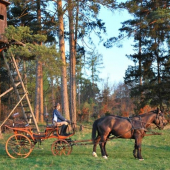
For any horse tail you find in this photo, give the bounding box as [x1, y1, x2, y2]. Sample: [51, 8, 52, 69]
[92, 119, 99, 142]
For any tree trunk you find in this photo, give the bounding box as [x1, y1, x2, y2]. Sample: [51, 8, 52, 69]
[138, 4, 143, 105]
[34, 0, 44, 123]
[75, 1, 80, 110]
[68, 0, 76, 123]
[34, 60, 41, 122]
[155, 41, 162, 108]
[40, 62, 44, 122]
[57, 0, 70, 120]
[51, 78, 55, 107]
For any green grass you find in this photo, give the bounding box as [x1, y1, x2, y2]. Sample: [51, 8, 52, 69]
[0, 124, 170, 170]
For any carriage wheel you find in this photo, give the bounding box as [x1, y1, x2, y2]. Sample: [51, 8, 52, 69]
[51, 139, 72, 156]
[5, 134, 33, 159]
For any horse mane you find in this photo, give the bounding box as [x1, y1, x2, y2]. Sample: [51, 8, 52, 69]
[129, 109, 158, 118]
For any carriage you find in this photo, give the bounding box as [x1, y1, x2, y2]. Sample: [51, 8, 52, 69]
[5, 123, 75, 159]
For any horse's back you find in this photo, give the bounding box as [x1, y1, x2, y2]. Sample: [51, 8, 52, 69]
[98, 116, 133, 138]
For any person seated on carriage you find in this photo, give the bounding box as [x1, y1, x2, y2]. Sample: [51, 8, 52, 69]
[52, 103, 70, 136]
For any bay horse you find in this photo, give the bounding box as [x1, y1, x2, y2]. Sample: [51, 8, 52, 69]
[92, 108, 168, 160]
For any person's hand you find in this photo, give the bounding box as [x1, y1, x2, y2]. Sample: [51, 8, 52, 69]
[66, 119, 71, 124]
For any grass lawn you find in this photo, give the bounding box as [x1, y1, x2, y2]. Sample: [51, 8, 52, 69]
[0, 123, 170, 170]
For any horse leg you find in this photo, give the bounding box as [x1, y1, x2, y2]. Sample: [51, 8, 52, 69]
[133, 141, 137, 159]
[104, 140, 109, 157]
[92, 136, 100, 157]
[135, 136, 144, 160]
[99, 135, 108, 159]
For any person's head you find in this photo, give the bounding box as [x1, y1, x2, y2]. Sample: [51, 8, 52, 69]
[55, 103, 60, 110]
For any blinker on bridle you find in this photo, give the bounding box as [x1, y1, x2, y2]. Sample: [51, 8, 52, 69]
[156, 111, 164, 129]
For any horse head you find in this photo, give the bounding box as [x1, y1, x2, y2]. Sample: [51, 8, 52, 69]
[154, 108, 168, 130]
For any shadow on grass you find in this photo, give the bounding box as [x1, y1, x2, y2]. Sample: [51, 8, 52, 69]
[143, 144, 170, 155]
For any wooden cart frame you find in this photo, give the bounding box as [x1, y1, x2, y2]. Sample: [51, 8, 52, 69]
[5, 124, 75, 158]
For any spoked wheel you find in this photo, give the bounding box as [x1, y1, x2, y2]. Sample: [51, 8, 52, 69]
[5, 134, 33, 159]
[51, 139, 72, 156]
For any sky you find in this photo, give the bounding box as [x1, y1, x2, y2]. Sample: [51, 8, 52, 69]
[96, 6, 135, 88]
[49, 1, 135, 89]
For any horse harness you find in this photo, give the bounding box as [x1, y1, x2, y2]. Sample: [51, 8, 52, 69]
[127, 116, 147, 131]
[99, 113, 163, 143]
[112, 113, 163, 139]
[107, 116, 147, 140]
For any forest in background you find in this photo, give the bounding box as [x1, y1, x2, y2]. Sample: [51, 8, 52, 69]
[0, 0, 170, 124]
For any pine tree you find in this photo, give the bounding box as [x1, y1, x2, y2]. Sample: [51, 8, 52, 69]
[122, 0, 170, 110]
[57, 0, 70, 120]
[66, 0, 116, 122]
[6, 0, 61, 122]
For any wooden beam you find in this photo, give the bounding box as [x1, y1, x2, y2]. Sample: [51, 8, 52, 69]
[0, 94, 26, 129]
[0, 82, 21, 98]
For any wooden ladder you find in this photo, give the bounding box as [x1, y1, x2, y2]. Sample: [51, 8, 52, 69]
[0, 51, 39, 132]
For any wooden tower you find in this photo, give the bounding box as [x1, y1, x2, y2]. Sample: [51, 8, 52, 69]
[0, 0, 39, 133]
[0, 0, 10, 47]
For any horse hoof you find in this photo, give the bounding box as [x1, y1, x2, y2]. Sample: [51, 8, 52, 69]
[92, 152, 98, 157]
[103, 155, 108, 159]
[139, 159, 144, 161]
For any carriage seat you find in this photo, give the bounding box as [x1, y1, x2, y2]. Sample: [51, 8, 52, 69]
[45, 115, 64, 130]
[46, 123, 63, 128]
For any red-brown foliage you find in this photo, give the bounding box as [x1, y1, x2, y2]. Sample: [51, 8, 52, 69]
[139, 105, 153, 114]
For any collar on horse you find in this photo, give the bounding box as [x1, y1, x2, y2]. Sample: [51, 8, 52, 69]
[127, 116, 148, 132]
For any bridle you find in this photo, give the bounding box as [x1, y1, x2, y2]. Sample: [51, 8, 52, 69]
[128, 111, 165, 130]
[155, 111, 165, 129]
